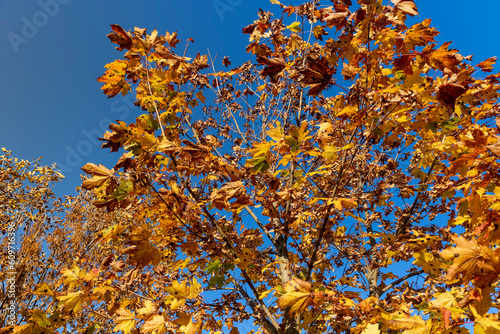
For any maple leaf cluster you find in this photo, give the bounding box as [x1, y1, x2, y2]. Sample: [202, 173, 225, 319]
[4, 1, 500, 334]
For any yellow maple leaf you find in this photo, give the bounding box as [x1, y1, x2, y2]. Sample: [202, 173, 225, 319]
[234, 248, 257, 269]
[123, 241, 161, 267]
[287, 22, 301, 33]
[471, 305, 500, 333]
[317, 122, 332, 136]
[97, 59, 131, 97]
[477, 57, 497, 72]
[113, 308, 136, 334]
[333, 198, 358, 210]
[336, 105, 358, 117]
[142, 314, 166, 333]
[429, 46, 462, 72]
[362, 323, 380, 334]
[266, 121, 284, 142]
[165, 279, 201, 310]
[278, 291, 312, 315]
[57, 291, 86, 313]
[249, 141, 274, 158]
[277, 277, 313, 315]
[429, 292, 458, 310]
[34, 283, 54, 295]
[165, 280, 189, 310]
[173, 313, 202, 334]
[137, 300, 158, 316]
[60, 265, 81, 287]
[413, 250, 441, 275]
[386, 314, 426, 332]
[28, 310, 51, 329]
[188, 278, 201, 299]
[322, 144, 338, 162]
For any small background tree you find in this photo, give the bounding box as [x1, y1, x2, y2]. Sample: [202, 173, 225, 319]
[0, 149, 134, 333]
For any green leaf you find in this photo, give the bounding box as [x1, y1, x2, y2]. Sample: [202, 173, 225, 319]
[208, 275, 225, 288]
[395, 70, 406, 81]
[124, 142, 142, 155]
[147, 115, 160, 130]
[205, 259, 221, 275]
[441, 116, 460, 131]
[112, 180, 133, 201]
[426, 121, 438, 133]
[83, 324, 101, 334]
[285, 136, 299, 152]
[250, 157, 269, 173]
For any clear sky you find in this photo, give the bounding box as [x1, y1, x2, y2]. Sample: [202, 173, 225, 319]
[1, 0, 499, 197]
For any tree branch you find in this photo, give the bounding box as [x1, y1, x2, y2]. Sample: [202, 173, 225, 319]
[380, 270, 425, 295]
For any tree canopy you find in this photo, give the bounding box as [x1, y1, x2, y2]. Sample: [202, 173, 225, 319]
[3, 0, 500, 333]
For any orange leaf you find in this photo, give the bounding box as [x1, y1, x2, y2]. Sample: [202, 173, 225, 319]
[405, 19, 438, 48]
[442, 308, 451, 329]
[477, 57, 497, 72]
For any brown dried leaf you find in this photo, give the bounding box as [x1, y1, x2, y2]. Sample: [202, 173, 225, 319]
[487, 141, 500, 157]
[436, 83, 467, 109]
[81, 163, 114, 177]
[257, 56, 286, 83]
[108, 24, 132, 51]
[391, 0, 418, 16]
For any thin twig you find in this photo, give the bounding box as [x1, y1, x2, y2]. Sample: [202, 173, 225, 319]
[380, 270, 425, 295]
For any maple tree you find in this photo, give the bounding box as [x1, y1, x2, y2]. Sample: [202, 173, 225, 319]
[0, 148, 66, 329]
[0, 149, 135, 333]
[4, 0, 500, 333]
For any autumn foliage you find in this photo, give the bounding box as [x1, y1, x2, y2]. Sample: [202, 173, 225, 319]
[3, 0, 500, 333]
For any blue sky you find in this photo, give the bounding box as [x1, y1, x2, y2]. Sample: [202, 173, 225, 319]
[1, 0, 499, 197]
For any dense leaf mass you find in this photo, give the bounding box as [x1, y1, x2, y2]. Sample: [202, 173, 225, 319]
[3, 1, 500, 333]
